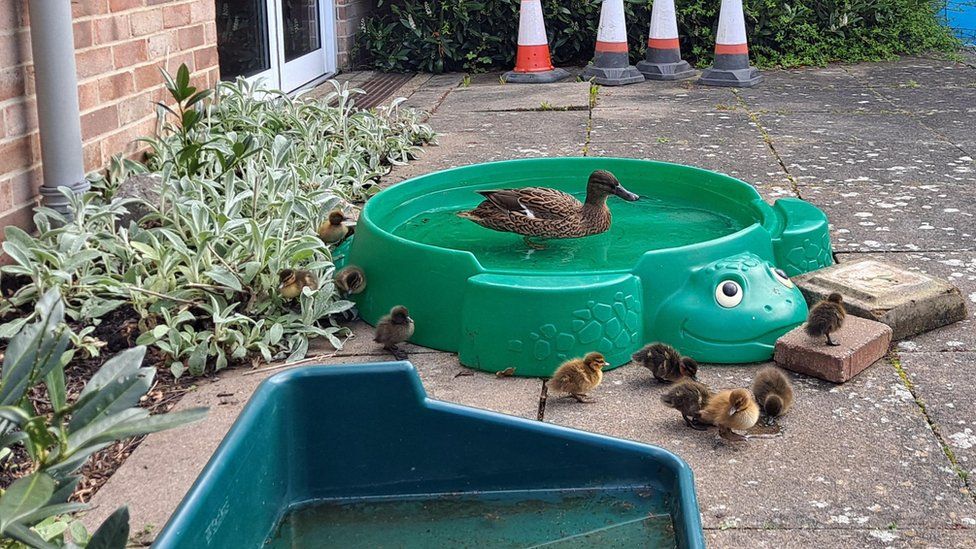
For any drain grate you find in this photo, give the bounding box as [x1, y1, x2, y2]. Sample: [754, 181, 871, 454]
[354, 73, 414, 110]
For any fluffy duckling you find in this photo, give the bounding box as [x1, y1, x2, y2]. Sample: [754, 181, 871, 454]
[318, 209, 355, 244]
[805, 292, 846, 346]
[698, 388, 760, 442]
[334, 266, 366, 295]
[278, 269, 317, 300]
[751, 366, 794, 423]
[632, 343, 697, 383]
[661, 379, 712, 431]
[374, 305, 414, 360]
[548, 352, 608, 403]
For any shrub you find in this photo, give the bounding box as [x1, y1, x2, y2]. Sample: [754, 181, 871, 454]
[0, 289, 207, 547]
[360, 0, 959, 72]
[0, 66, 436, 379]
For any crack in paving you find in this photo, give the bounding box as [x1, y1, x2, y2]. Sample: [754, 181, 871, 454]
[581, 82, 599, 156]
[888, 350, 975, 502]
[731, 90, 802, 198]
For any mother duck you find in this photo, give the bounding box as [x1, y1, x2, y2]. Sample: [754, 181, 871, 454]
[458, 170, 639, 246]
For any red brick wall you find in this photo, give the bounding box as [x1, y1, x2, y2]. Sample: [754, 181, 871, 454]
[335, 0, 375, 69]
[0, 0, 219, 233]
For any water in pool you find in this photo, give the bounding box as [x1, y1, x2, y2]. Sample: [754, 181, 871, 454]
[392, 194, 747, 272]
[265, 488, 676, 548]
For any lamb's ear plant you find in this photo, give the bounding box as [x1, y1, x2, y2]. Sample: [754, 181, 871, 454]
[0, 289, 207, 548]
[0, 65, 435, 378]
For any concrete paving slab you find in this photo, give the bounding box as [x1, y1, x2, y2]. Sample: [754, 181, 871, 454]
[898, 352, 976, 486]
[844, 57, 976, 89]
[796, 258, 968, 340]
[797, 180, 976, 252]
[835, 252, 976, 353]
[707, 527, 976, 548]
[313, 319, 444, 357]
[595, 81, 736, 108]
[589, 107, 758, 144]
[437, 81, 593, 112]
[875, 85, 976, 115]
[911, 110, 976, 155]
[543, 362, 976, 530]
[737, 86, 896, 114]
[82, 350, 542, 540]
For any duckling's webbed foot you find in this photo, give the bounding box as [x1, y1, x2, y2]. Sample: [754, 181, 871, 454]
[523, 236, 547, 250]
[719, 427, 747, 443]
[386, 344, 408, 361]
[684, 415, 709, 431]
[571, 393, 596, 403]
[825, 334, 841, 347]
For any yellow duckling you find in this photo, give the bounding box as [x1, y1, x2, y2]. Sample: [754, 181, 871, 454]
[318, 209, 355, 244]
[279, 269, 317, 300]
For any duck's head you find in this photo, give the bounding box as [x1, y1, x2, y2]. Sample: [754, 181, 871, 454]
[583, 352, 609, 371]
[585, 170, 639, 204]
[390, 305, 412, 325]
[278, 269, 296, 289]
[328, 209, 347, 226]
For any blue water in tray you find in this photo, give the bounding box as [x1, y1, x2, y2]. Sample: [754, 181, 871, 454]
[265, 487, 677, 548]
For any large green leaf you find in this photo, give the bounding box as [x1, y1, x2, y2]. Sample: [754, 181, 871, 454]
[0, 472, 56, 531]
[87, 506, 130, 549]
[68, 347, 153, 433]
[0, 521, 56, 549]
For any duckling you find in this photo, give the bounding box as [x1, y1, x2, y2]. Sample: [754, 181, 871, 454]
[661, 379, 712, 431]
[374, 305, 414, 360]
[631, 343, 697, 383]
[548, 352, 608, 403]
[750, 366, 794, 424]
[805, 292, 846, 346]
[334, 266, 366, 295]
[278, 269, 317, 300]
[318, 209, 355, 244]
[698, 388, 760, 442]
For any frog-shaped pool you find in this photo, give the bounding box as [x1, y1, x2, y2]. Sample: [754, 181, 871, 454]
[342, 158, 832, 376]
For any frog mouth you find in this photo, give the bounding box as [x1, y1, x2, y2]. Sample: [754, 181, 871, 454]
[681, 319, 801, 347]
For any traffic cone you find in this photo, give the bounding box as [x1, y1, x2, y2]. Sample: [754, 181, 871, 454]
[636, 0, 695, 81]
[581, 0, 644, 86]
[502, 0, 569, 84]
[699, 0, 762, 87]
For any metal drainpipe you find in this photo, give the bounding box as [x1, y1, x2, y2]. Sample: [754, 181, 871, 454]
[27, 0, 90, 216]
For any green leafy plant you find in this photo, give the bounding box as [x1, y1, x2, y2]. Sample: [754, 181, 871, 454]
[360, 0, 959, 72]
[0, 289, 207, 547]
[0, 66, 436, 379]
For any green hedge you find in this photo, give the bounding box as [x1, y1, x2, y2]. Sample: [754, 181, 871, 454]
[360, 0, 959, 73]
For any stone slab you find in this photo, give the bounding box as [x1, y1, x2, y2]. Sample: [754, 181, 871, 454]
[543, 362, 976, 530]
[774, 316, 893, 383]
[795, 259, 968, 340]
[82, 351, 542, 541]
[707, 527, 976, 548]
[835, 252, 976, 353]
[437, 81, 593, 112]
[844, 57, 976, 89]
[737, 86, 895, 114]
[898, 352, 976, 486]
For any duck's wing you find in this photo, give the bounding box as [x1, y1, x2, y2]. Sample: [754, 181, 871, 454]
[478, 187, 578, 220]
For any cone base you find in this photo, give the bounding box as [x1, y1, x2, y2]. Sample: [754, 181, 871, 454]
[502, 67, 571, 84]
[698, 66, 762, 88]
[581, 65, 644, 86]
[636, 59, 696, 81]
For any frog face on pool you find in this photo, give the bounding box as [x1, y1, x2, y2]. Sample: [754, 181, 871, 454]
[655, 252, 808, 361]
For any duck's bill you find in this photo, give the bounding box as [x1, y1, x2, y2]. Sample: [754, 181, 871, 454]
[613, 186, 640, 201]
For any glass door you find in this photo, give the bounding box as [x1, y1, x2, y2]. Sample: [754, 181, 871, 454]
[216, 0, 336, 92]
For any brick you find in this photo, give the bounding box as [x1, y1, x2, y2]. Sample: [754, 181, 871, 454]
[74, 20, 94, 49]
[134, 63, 163, 90]
[795, 259, 968, 340]
[130, 10, 164, 36]
[72, 0, 111, 18]
[110, 0, 144, 12]
[98, 71, 134, 102]
[189, 0, 216, 24]
[162, 4, 191, 28]
[77, 80, 101, 111]
[83, 140, 103, 172]
[774, 316, 893, 383]
[0, 203, 36, 241]
[0, 66, 26, 102]
[178, 25, 205, 50]
[192, 46, 218, 72]
[95, 16, 131, 44]
[75, 46, 115, 79]
[0, 30, 31, 68]
[81, 104, 120, 141]
[146, 31, 175, 59]
[0, 138, 32, 174]
[118, 91, 154, 125]
[3, 99, 37, 137]
[112, 38, 149, 68]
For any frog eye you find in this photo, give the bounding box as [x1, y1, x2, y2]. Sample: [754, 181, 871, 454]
[771, 267, 794, 288]
[715, 280, 743, 308]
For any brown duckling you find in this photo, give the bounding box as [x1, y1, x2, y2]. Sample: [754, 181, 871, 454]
[374, 305, 414, 360]
[661, 379, 712, 431]
[805, 292, 846, 346]
[632, 343, 697, 383]
[548, 352, 608, 403]
[334, 266, 366, 295]
[751, 366, 794, 423]
[318, 209, 355, 244]
[279, 269, 317, 300]
[698, 388, 760, 442]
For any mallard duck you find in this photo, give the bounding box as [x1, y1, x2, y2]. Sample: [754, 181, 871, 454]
[374, 305, 414, 360]
[806, 293, 846, 346]
[279, 269, 317, 300]
[548, 352, 608, 403]
[318, 209, 355, 244]
[457, 170, 639, 247]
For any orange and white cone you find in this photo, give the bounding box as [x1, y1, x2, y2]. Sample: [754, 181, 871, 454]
[502, 0, 569, 83]
[699, 0, 762, 87]
[636, 0, 695, 81]
[581, 0, 644, 86]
